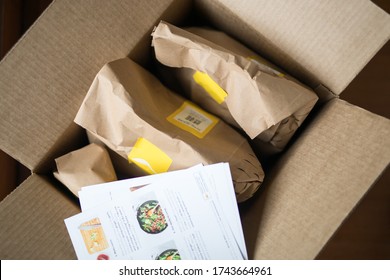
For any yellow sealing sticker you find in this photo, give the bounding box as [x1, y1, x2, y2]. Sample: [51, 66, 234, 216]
[167, 101, 219, 139]
[193, 71, 227, 104]
[128, 137, 172, 174]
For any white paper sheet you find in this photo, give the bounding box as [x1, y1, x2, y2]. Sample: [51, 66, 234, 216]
[65, 163, 247, 260]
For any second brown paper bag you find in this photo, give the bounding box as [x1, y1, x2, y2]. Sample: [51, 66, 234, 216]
[53, 143, 117, 197]
[152, 22, 319, 157]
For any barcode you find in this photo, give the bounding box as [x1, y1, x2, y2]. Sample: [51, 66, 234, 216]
[167, 101, 219, 138]
[185, 115, 202, 125]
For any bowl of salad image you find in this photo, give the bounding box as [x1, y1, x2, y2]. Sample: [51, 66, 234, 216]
[156, 249, 181, 260]
[136, 200, 168, 234]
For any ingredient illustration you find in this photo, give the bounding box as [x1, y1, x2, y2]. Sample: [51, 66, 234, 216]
[78, 217, 109, 254]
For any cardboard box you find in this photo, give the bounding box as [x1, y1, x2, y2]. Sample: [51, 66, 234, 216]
[0, 0, 389, 259]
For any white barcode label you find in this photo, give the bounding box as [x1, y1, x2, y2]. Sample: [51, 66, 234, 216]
[167, 101, 219, 138]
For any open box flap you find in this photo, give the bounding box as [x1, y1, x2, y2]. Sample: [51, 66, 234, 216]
[240, 98, 390, 259]
[0, 174, 79, 259]
[0, 0, 188, 171]
[197, 0, 390, 95]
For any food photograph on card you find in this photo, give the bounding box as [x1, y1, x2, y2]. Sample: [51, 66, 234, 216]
[136, 200, 168, 234]
[79, 217, 109, 255]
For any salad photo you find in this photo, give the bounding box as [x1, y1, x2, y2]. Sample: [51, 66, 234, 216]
[156, 249, 181, 260]
[136, 200, 168, 234]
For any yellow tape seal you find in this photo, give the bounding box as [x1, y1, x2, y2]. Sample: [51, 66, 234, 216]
[167, 101, 219, 139]
[193, 71, 227, 104]
[128, 137, 172, 174]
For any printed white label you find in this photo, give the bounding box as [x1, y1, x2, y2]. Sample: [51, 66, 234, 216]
[167, 101, 219, 139]
[173, 105, 213, 133]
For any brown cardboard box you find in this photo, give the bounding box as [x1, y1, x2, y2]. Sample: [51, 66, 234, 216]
[0, 0, 389, 260]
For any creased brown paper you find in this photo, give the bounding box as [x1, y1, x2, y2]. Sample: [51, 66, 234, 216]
[53, 143, 117, 197]
[74, 58, 264, 202]
[152, 22, 319, 156]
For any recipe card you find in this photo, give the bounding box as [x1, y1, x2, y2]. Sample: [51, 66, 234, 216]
[65, 163, 246, 260]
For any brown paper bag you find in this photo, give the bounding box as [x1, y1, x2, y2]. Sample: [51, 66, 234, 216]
[53, 143, 117, 197]
[152, 22, 319, 156]
[74, 58, 264, 202]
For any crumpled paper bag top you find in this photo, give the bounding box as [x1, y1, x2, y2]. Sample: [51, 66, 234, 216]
[151, 21, 318, 154]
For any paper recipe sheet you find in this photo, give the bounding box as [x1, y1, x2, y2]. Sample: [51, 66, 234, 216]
[65, 163, 246, 260]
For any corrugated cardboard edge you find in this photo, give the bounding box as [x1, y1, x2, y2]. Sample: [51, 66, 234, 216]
[197, 0, 390, 95]
[0, 174, 80, 259]
[240, 98, 390, 259]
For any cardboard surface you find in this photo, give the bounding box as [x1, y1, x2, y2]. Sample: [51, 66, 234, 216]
[0, 0, 389, 259]
[240, 99, 390, 259]
[0, 174, 79, 259]
[1, 0, 388, 170]
[196, 0, 390, 95]
[0, 0, 184, 171]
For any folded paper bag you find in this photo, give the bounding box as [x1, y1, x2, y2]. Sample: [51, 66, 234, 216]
[53, 143, 117, 197]
[74, 58, 264, 202]
[152, 21, 319, 156]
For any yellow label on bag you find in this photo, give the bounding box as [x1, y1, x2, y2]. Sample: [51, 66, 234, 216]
[167, 101, 219, 139]
[128, 137, 172, 174]
[193, 71, 227, 104]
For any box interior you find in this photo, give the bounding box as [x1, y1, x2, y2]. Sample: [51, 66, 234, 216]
[1, 0, 389, 175]
[0, 0, 389, 260]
